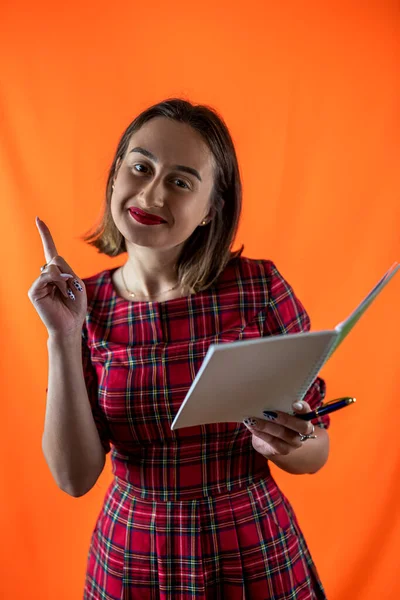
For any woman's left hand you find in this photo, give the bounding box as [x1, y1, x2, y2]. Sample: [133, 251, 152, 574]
[243, 401, 316, 459]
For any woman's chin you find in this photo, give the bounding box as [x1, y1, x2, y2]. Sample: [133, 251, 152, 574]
[124, 236, 184, 253]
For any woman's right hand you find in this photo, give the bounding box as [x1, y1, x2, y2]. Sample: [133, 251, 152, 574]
[28, 217, 88, 337]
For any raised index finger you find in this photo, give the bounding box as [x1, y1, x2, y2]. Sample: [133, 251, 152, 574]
[36, 218, 59, 264]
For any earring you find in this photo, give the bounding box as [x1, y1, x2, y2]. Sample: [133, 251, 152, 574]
[201, 220, 207, 225]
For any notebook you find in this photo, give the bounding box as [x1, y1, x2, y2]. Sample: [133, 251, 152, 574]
[170, 262, 399, 430]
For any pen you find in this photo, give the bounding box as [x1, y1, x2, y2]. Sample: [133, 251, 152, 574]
[295, 397, 356, 421]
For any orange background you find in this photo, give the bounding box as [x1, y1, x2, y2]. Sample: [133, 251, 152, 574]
[1, 1, 399, 598]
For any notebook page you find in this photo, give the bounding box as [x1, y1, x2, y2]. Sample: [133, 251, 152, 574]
[334, 262, 399, 347]
[171, 330, 336, 429]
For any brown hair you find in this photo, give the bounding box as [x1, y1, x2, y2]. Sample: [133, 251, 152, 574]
[81, 98, 244, 292]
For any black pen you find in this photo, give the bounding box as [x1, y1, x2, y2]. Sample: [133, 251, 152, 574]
[295, 397, 356, 421]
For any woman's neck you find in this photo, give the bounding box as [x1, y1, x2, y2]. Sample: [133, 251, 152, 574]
[123, 244, 181, 297]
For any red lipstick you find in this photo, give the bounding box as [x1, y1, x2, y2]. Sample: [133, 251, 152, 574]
[129, 207, 167, 225]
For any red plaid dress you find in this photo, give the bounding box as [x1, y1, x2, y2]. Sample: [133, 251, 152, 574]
[82, 256, 330, 600]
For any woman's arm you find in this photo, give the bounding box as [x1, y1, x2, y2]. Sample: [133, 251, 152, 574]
[42, 332, 107, 497]
[244, 400, 330, 475]
[268, 426, 329, 475]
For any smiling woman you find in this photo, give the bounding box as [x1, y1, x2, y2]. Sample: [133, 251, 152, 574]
[81, 99, 243, 298]
[109, 117, 218, 282]
[31, 98, 331, 599]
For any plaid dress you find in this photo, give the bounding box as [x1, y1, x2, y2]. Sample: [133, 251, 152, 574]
[82, 256, 330, 600]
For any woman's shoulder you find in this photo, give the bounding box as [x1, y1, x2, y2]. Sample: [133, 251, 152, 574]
[226, 256, 303, 303]
[205, 256, 290, 327]
[81, 267, 111, 287]
[80, 267, 115, 306]
[221, 255, 279, 285]
[210, 255, 284, 308]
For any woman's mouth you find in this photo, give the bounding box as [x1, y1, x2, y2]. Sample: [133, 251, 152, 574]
[129, 207, 167, 225]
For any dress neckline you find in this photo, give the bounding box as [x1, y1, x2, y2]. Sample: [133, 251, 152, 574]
[106, 266, 198, 308]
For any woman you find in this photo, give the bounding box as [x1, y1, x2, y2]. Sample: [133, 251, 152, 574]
[29, 98, 330, 600]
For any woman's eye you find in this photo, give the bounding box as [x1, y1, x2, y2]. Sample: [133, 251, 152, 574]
[173, 179, 190, 189]
[133, 164, 149, 173]
[132, 165, 189, 189]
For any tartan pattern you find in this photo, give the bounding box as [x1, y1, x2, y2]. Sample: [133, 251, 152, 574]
[81, 257, 329, 599]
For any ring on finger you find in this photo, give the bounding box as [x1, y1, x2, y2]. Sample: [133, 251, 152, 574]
[299, 423, 316, 442]
[40, 257, 56, 272]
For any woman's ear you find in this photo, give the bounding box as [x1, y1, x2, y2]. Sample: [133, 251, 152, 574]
[207, 200, 223, 222]
[112, 157, 122, 187]
[202, 210, 214, 225]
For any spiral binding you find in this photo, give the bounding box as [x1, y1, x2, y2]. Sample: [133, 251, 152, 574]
[297, 335, 339, 402]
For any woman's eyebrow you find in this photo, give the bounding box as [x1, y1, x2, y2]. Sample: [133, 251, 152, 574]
[130, 146, 202, 182]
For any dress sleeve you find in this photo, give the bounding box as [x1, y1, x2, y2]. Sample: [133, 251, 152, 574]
[260, 261, 330, 430]
[81, 324, 112, 453]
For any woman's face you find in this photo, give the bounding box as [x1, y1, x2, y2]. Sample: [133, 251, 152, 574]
[110, 117, 216, 251]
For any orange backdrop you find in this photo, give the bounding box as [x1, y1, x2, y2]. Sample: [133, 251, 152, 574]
[1, 0, 399, 598]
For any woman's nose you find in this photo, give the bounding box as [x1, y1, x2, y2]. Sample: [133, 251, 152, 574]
[139, 180, 165, 208]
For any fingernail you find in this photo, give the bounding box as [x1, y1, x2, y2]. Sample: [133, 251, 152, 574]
[72, 279, 83, 292]
[262, 411, 278, 420]
[243, 418, 257, 427]
[66, 288, 76, 301]
[60, 273, 74, 279]
[293, 402, 303, 410]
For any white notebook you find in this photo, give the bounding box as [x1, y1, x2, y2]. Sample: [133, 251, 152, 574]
[170, 262, 399, 430]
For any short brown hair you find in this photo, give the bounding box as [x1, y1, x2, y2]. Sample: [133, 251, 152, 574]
[81, 98, 244, 292]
